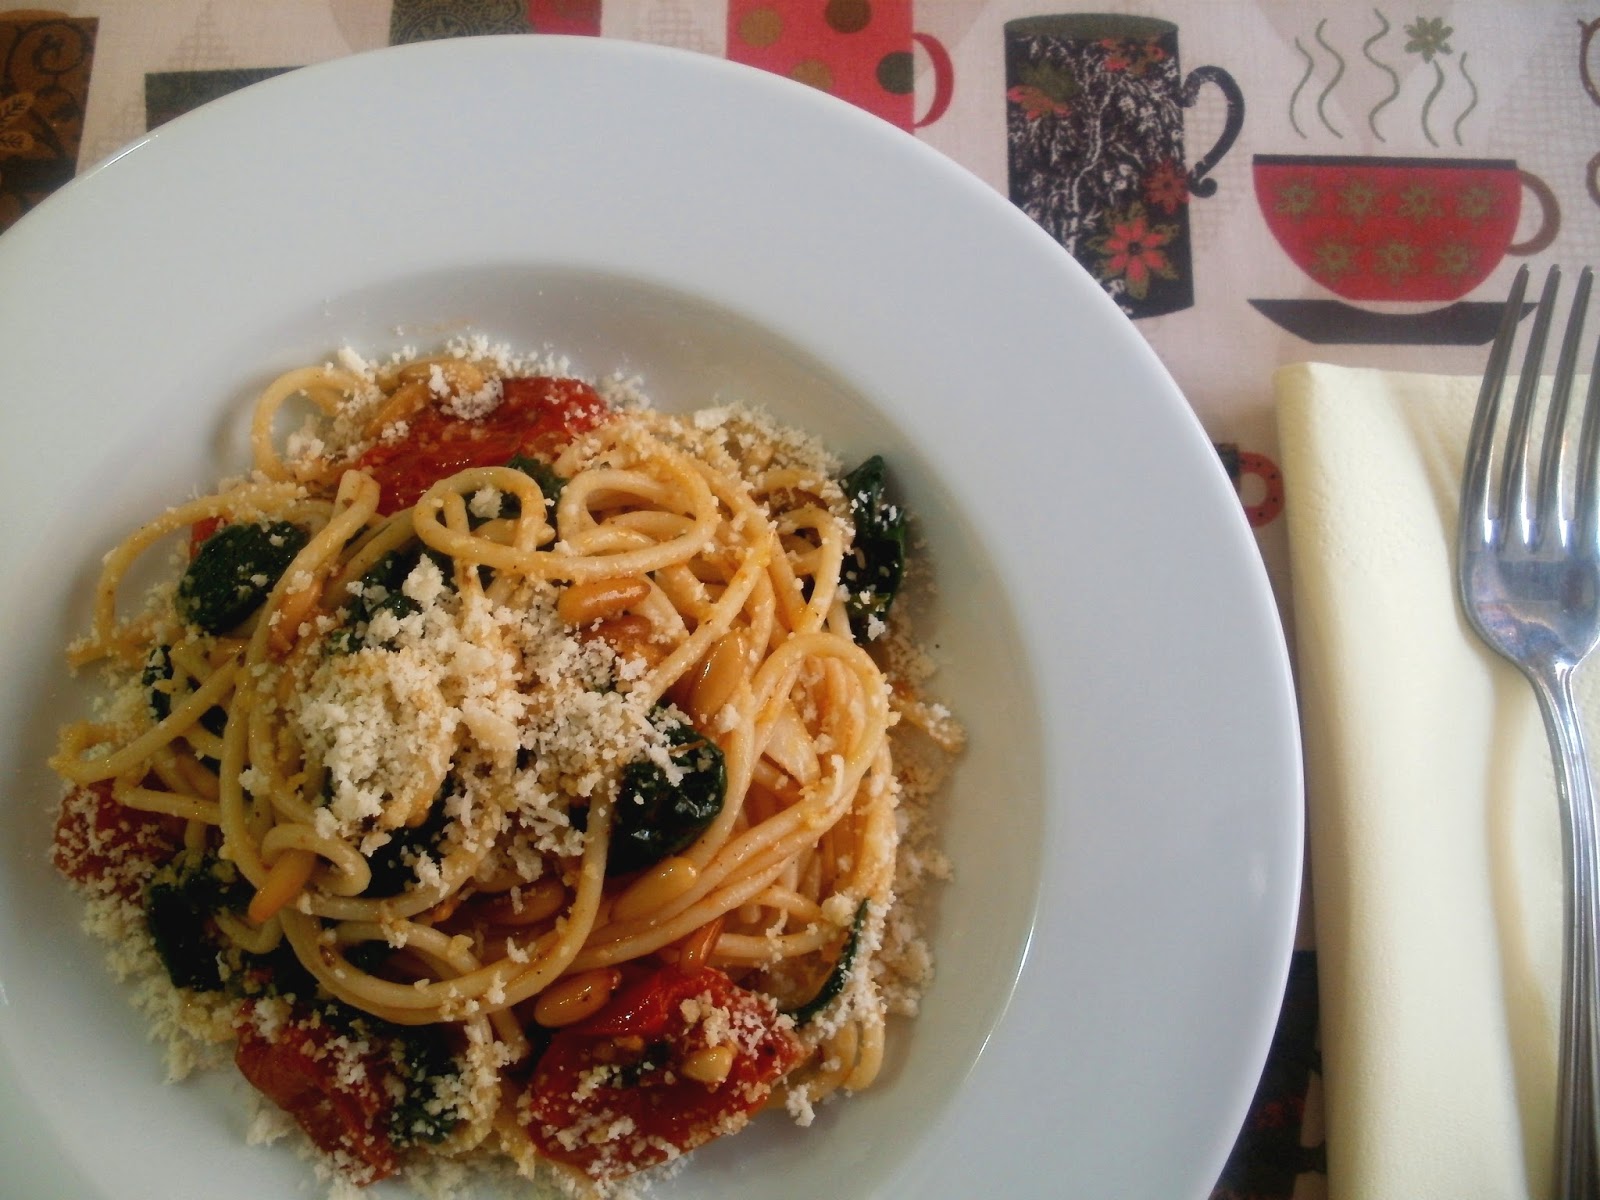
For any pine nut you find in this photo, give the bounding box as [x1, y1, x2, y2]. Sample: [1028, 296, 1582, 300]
[438, 360, 486, 396]
[557, 576, 651, 625]
[533, 968, 621, 1028]
[581, 613, 669, 669]
[675, 915, 725, 971]
[680, 1044, 735, 1087]
[247, 849, 317, 924]
[269, 575, 324, 657]
[611, 856, 699, 923]
[478, 876, 567, 926]
[363, 378, 431, 437]
[688, 629, 749, 724]
[395, 359, 487, 398]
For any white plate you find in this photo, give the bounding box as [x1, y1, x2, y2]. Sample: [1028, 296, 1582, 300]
[0, 36, 1301, 1200]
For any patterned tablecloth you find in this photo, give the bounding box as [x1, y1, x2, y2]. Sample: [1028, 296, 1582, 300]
[5, 1, 1597, 1196]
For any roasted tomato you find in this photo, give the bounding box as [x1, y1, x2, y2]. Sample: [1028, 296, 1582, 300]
[187, 515, 226, 558]
[356, 375, 610, 514]
[51, 781, 185, 901]
[234, 1001, 398, 1183]
[519, 965, 805, 1179]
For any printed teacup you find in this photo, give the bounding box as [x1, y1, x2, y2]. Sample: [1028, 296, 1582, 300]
[1004, 13, 1244, 319]
[727, 0, 954, 132]
[1252, 155, 1560, 303]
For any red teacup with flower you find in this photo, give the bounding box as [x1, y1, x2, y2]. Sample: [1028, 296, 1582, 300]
[1253, 155, 1559, 303]
[1004, 14, 1244, 318]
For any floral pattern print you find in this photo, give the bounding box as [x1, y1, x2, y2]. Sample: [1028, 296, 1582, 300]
[1006, 79, 1073, 120]
[1403, 16, 1453, 61]
[1310, 242, 1357, 280]
[1005, 18, 1202, 317]
[0, 16, 95, 233]
[1434, 243, 1475, 279]
[1273, 180, 1318, 217]
[1336, 179, 1380, 219]
[0, 90, 33, 158]
[1143, 159, 1189, 215]
[1091, 204, 1179, 299]
[1100, 36, 1168, 76]
[1396, 184, 1442, 220]
[1456, 185, 1496, 220]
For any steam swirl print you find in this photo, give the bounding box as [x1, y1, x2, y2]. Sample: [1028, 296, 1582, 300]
[1287, 10, 1479, 148]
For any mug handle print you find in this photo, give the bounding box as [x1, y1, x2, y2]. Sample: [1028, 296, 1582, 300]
[1583, 20, 1599, 209]
[1508, 169, 1561, 255]
[1182, 66, 1244, 198]
[1582, 17, 1600, 107]
[911, 31, 956, 128]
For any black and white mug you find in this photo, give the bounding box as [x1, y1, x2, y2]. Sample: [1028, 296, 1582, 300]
[1005, 14, 1245, 318]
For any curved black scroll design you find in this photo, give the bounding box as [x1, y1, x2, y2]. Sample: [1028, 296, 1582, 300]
[1182, 65, 1245, 198]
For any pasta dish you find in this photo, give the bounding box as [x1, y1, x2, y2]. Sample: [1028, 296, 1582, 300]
[47, 339, 958, 1194]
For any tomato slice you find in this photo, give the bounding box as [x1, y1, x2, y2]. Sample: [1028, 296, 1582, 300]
[355, 375, 611, 514]
[234, 1001, 398, 1183]
[519, 965, 805, 1179]
[51, 781, 185, 901]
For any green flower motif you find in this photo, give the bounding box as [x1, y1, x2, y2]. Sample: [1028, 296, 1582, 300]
[1338, 179, 1381, 219]
[1457, 185, 1495, 221]
[1373, 240, 1422, 284]
[1310, 242, 1357, 280]
[1018, 61, 1080, 108]
[1404, 16, 1453, 62]
[1396, 184, 1443, 220]
[1435, 244, 1475, 278]
[1274, 180, 1319, 217]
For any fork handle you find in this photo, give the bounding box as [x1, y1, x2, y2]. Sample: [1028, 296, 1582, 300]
[1532, 666, 1600, 1200]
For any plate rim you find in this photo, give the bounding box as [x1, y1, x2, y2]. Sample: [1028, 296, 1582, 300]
[0, 33, 1303, 1200]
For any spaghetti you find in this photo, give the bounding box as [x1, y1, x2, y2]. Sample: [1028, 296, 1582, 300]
[49, 340, 957, 1193]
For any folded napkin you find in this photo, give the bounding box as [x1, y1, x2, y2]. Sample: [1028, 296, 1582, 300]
[1276, 362, 1600, 1200]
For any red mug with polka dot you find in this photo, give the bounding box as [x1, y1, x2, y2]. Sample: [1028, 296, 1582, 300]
[726, 0, 954, 132]
[526, 0, 601, 35]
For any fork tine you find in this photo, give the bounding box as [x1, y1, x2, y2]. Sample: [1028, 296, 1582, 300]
[1500, 266, 1563, 543]
[1577, 277, 1600, 550]
[1461, 265, 1531, 547]
[1540, 266, 1594, 541]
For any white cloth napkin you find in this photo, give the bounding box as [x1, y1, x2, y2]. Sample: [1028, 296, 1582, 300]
[1275, 362, 1600, 1200]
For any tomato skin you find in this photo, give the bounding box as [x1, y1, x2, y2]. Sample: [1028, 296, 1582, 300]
[234, 1002, 399, 1183]
[355, 375, 611, 514]
[520, 966, 805, 1179]
[51, 781, 185, 901]
[187, 516, 226, 558]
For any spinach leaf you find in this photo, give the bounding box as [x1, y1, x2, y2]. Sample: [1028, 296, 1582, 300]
[603, 713, 726, 876]
[142, 644, 228, 740]
[388, 1025, 464, 1146]
[142, 644, 175, 720]
[144, 849, 250, 992]
[786, 898, 869, 1024]
[506, 453, 566, 518]
[177, 521, 308, 635]
[332, 544, 452, 652]
[840, 456, 907, 642]
[362, 798, 453, 897]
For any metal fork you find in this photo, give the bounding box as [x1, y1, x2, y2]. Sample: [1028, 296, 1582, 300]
[1458, 262, 1600, 1200]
